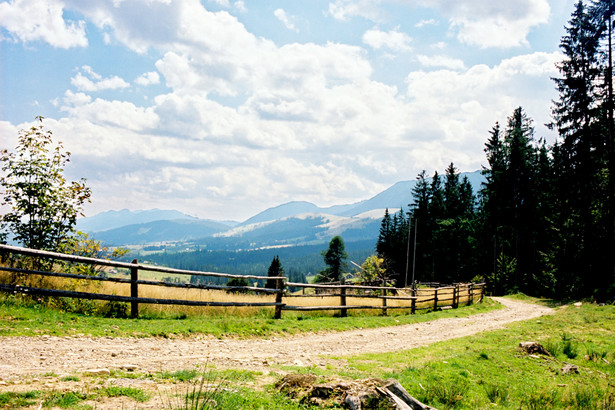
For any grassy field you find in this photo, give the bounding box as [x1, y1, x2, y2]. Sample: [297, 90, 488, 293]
[0, 291, 499, 338]
[1, 290, 612, 409]
[315, 297, 614, 409]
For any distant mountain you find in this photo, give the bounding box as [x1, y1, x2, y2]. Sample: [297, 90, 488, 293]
[242, 170, 484, 224]
[77, 209, 199, 232]
[241, 201, 322, 226]
[91, 219, 231, 246]
[78, 171, 484, 248]
[203, 210, 383, 250]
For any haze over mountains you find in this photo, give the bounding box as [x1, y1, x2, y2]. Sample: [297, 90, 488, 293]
[79, 171, 483, 249]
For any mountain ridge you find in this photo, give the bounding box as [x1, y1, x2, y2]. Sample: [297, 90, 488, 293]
[79, 171, 484, 248]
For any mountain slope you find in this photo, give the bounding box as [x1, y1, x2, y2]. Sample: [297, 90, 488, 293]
[91, 219, 230, 246]
[77, 209, 199, 232]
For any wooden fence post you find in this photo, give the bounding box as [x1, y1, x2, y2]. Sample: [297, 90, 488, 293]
[381, 277, 387, 316]
[433, 288, 438, 311]
[130, 259, 139, 318]
[274, 277, 285, 319]
[340, 277, 347, 317]
[468, 283, 473, 306]
[453, 284, 458, 309]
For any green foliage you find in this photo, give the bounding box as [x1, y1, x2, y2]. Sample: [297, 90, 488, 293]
[266, 255, 284, 289]
[0, 391, 41, 408]
[0, 117, 91, 251]
[58, 231, 130, 276]
[359, 255, 387, 283]
[101, 386, 150, 402]
[315, 236, 348, 283]
[43, 391, 87, 408]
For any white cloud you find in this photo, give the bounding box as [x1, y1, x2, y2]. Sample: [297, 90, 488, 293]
[419, 0, 551, 48]
[415, 18, 436, 28]
[209, 0, 229, 7]
[328, 0, 385, 22]
[70, 67, 130, 92]
[328, 0, 551, 48]
[2, 0, 565, 221]
[362, 27, 412, 52]
[417, 54, 465, 70]
[404, 51, 562, 169]
[233, 1, 246, 12]
[274, 8, 298, 32]
[0, 0, 88, 48]
[135, 71, 161, 86]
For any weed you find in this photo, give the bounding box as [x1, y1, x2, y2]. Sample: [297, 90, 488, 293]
[160, 369, 200, 382]
[585, 344, 608, 362]
[0, 391, 41, 407]
[561, 333, 577, 359]
[422, 375, 469, 408]
[523, 388, 559, 409]
[60, 375, 80, 382]
[483, 383, 508, 404]
[43, 391, 87, 408]
[100, 386, 150, 402]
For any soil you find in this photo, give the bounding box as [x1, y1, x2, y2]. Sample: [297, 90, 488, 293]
[0, 297, 554, 408]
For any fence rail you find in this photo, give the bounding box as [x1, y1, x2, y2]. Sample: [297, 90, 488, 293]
[0, 244, 485, 319]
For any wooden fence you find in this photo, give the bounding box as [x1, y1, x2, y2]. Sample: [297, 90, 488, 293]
[0, 244, 484, 319]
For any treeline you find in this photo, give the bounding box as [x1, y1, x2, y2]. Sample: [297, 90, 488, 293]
[142, 240, 374, 284]
[377, 0, 615, 300]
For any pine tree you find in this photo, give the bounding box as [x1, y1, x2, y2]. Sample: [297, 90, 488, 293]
[266, 256, 284, 289]
[551, 0, 613, 296]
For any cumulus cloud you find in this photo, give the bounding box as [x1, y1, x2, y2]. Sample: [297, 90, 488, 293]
[362, 27, 412, 52]
[329, 0, 550, 48]
[417, 54, 465, 70]
[71, 66, 130, 92]
[0, 0, 88, 48]
[135, 71, 161, 86]
[421, 0, 551, 48]
[3, 0, 565, 221]
[328, 0, 385, 22]
[274, 8, 298, 32]
[415, 18, 437, 28]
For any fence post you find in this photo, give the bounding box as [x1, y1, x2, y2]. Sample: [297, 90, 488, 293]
[452, 284, 458, 309]
[340, 277, 347, 317]
[411, 288, 416, 314]
[433, 288, 438, 311]
[130, 259, 139, 318]
[274, 277, 285, 319]
[468, 283, 473, 306]
[381, 278, 387, 316]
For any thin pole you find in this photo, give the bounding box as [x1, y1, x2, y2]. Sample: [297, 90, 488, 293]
[404, 217, 412, 288]
[411, 218, 417, 286]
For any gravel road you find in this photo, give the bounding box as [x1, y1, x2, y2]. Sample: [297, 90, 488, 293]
[0, 297, 554, 378]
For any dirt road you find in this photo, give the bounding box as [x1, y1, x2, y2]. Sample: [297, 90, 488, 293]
[0, 297, 553, 378]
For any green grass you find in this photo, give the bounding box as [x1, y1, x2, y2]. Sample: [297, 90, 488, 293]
[319, 299, 615, 409]
[0, 391, 41, 408]
[100, 386, 150, 402]
[163, 371, 314, 410]
[0, 293, 499, 338]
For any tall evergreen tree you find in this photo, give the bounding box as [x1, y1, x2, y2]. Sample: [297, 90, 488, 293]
[551, 0, 613, 296]
[266, 256, 284, 289]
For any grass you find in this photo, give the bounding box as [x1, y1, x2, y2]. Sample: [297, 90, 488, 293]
[319, 299, 615, 409]
[0, 292, 499, 338]
[0, 386, 151, 409]
[1, 297, 611, 408]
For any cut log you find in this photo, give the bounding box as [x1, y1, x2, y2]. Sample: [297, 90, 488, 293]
[384, 379, 436, 410]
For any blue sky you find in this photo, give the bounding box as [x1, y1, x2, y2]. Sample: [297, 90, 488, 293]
[1, 0, 575, 221]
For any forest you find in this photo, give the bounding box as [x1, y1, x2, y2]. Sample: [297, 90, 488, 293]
[377, 0, 615, 301]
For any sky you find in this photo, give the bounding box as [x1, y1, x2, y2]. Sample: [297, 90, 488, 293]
[1, 0, 576, 222]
